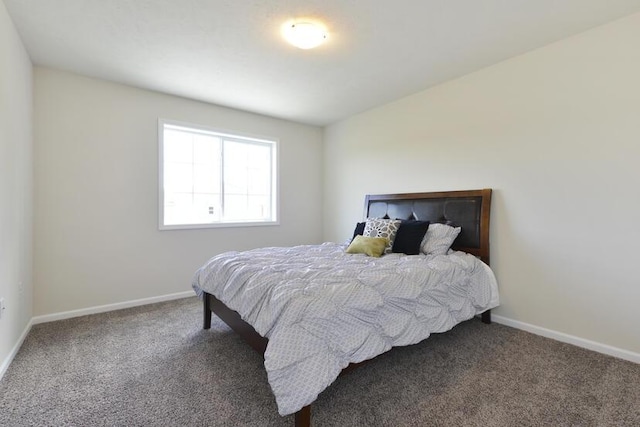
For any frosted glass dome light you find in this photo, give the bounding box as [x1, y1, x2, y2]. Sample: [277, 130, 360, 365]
[282, 21, 327, 49]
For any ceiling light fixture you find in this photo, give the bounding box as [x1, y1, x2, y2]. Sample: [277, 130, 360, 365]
[282, 21, 327, 50]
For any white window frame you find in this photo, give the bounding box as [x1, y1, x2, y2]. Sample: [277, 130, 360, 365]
[158, 119, 279, 230]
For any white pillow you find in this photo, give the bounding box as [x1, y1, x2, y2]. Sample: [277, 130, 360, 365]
[362, 218, 402, 254]
[420, 223, 461, 256]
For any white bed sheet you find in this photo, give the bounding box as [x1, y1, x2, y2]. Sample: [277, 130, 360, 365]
[192, 242, 499, 416]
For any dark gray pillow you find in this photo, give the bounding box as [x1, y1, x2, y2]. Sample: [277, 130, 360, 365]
[351, 222, 366, 241]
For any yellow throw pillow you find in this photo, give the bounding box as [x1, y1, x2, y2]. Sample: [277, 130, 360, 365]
[346, 235, 389, 257]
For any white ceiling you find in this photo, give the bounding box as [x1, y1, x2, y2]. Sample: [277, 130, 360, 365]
[5, 0, 640, 126]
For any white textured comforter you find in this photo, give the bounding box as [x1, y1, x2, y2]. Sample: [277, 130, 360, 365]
[192, 242, 499, 416]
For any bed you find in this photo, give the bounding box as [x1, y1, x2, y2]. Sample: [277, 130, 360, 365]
[192, 189, 498, 426]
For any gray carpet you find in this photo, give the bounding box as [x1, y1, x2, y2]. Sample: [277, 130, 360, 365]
[1, 297, 638, 426]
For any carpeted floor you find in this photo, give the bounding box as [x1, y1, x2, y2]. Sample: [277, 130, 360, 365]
[1, 297, 638, 426]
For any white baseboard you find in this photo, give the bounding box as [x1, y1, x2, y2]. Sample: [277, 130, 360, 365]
[1, 291, 194, 381]
[5, 298, 637, 383]
[0, 318, 33, 382]
[32, 291, 194, 325]
[492, 314, 640, 364]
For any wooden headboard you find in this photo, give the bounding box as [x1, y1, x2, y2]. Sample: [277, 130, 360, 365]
[364, 189, 492, 265]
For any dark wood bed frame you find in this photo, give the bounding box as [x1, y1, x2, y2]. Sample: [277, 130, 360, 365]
[202, 189, 493, 426]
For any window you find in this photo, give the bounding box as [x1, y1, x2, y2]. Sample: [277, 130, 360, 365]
[159, 120, 278, 229]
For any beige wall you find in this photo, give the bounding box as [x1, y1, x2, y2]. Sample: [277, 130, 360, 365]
[324, 13, 640, 355]
[34, 68, 323, 316]
[0, 2, 33, 371]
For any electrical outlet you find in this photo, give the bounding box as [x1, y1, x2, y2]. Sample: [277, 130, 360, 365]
[0, 298, 5, 320]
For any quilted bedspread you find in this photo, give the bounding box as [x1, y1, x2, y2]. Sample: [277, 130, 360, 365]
[192, 242, 499, 416]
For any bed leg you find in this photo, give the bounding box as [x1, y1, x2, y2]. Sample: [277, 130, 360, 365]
[203, 294, 212, 330]
[481, 310, 491, 324]
[294, 405, 311, 427]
